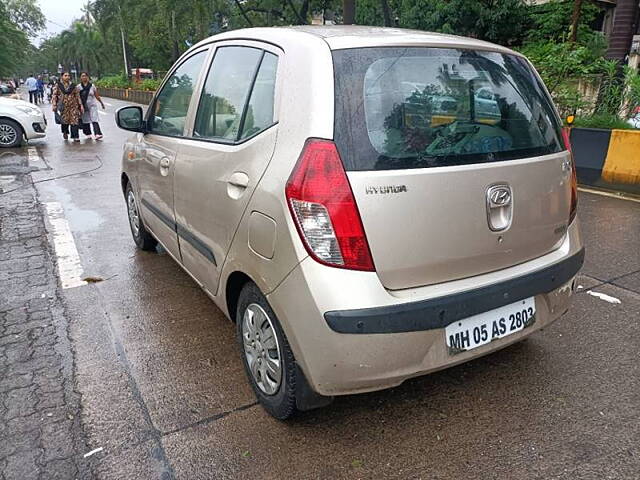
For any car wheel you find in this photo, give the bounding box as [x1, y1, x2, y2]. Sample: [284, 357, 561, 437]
[236, 282, 297, 420]
[0, 119, 22, 148]
[125, 182, 158, 251]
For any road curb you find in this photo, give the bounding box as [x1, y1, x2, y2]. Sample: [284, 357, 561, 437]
[570, 127, 640, 195]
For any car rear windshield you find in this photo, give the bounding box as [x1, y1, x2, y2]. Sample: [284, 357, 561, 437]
[332, 47, 564, 171]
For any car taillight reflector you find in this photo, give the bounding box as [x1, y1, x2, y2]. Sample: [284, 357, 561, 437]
[562, 127, 578, 224]
[285, 139, 375, 271]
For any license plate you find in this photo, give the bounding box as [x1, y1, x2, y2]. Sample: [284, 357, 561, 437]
[445, 297, 536, 355]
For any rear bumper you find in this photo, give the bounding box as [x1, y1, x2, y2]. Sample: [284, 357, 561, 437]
[325, 247, 584, 334]
[267, 220, 583, 397]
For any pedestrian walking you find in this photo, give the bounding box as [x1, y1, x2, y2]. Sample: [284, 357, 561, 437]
[46, 79, 54, 103]
[78, 73, 105, 140]
[36, 75, 45, 103]
[52, 72, 84, 142]
[25, 74, 38, 104]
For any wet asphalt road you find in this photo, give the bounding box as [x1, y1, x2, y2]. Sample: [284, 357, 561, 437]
[8, 97, 640, 479]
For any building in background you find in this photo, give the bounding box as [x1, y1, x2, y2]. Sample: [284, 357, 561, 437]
[605, 0, 640, 68]
[528, 0, 640, 68]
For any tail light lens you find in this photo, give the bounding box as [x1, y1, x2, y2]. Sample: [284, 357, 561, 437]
[285, 139, 375, 271]
[562, 127, 578, 224]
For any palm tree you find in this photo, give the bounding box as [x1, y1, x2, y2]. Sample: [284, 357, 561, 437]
[57, 20, 104, 77]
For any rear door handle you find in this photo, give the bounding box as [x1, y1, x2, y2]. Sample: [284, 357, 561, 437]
[159, 156, 172, 176]
[227, 172, 250, 199]
[228, 172, 249, 189]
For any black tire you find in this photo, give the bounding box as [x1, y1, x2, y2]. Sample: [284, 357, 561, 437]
[0, 118, 22, 148]
[236, 282, 297, 420]
[125, 182, 158, 251]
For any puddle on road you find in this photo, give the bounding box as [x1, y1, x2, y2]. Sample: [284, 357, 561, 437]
[42, 182, 104, 233]
[0, 175, 17, 189]
[0, 150, 23, 166]
[0, 150, 35, 175]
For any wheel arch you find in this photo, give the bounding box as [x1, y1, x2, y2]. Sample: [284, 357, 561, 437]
[224, 271, 255, 323]
[121, 172, 130, 198]
[0, 116, 25, 140]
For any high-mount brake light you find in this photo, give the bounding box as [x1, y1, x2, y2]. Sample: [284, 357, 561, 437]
[285, 139, 375, 271]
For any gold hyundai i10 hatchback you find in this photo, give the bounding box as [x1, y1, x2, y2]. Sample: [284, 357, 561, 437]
[116, 26, 584, 419]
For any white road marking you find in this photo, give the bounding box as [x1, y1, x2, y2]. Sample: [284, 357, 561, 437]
[98, 110, 107, 116]
[27, 147, 45, 168]
[44, 202, 87, 289]
[587, 291, 621, 304]
[578, 187, 640, 204]
[104, 102, 113, 107]
[83, 447, 103, 458]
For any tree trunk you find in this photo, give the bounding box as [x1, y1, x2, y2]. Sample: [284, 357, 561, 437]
[343, 0, 355, 24]
[381, 0, 392, 27]
[299, 0, 310, 23]
[569, 0, 583, 43]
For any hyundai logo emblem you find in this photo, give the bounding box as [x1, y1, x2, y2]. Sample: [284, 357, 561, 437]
[488, 186, 512, 207]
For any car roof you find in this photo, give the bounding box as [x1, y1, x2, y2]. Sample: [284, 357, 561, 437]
[192, 25, 517, 56]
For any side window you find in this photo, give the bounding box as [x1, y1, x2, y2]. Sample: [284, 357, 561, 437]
[193, 47, 278, 142]
[149, 51, 207, 137]
[240, 52, 278, 140]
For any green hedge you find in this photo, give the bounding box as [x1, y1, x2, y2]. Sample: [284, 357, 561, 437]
[571, 113, 636, 130]
[94, 74, 160, 91]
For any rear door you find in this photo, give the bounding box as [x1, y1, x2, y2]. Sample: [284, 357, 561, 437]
[174, 42, 281, 294]
[333, 47, 572, 290]
[137, 49, 209, 259]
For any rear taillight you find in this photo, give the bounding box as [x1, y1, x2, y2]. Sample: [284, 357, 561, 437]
[285, 139, 375, 271]
[562, 128, 578, 224]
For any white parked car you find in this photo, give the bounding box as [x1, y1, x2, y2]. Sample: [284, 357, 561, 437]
[0, 97, 46, 147]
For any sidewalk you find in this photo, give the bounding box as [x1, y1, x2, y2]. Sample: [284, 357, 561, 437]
[0, 155, 88, 479]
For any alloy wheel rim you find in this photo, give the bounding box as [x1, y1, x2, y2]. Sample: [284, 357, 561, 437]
[0, 124, 17, 146]
[242, 303, 282, 395]
[127, 191, 140, 238]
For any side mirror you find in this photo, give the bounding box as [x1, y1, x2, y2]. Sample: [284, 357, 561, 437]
[116, 106, 146, 133]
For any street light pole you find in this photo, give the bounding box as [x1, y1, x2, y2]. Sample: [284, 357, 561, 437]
[120, 26, 128, 77]
[117, 3, 129, 77]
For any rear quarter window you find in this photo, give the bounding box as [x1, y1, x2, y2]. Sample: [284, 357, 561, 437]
[333, 47, 564, 171]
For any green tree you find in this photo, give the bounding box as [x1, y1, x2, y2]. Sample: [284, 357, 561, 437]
[2, 0, 45, 38]
[356, 0, 399, 27]
[0, 1, 30, 77]
[358, 0, 532, 46]
[519, 40, 606, 95]
[527, 0, 601, 45]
